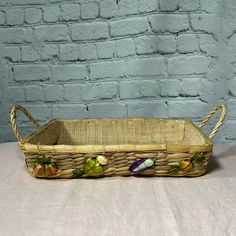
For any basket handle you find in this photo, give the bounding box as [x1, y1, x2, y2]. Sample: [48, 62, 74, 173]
[198, 104, 227, 140]
[10, 105, 41, 143]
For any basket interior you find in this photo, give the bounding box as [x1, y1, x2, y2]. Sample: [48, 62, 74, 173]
[27, 118, 210, 146]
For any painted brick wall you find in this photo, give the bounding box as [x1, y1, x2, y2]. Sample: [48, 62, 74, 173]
[0, 0, 235, 143]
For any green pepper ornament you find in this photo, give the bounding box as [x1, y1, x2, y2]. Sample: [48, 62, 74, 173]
[83, 157, 103, 175]
[73, 155, 108, 178]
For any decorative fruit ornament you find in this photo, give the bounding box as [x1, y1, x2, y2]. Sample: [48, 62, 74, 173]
[96, 155, 108, 165]
[33, 164, 43, 175]
[83, 157, 103, 175]
[169, 159, 193, 175]
[30, 155, 60, 177]
[181, 160, 192, 171]
[73, 155, 108, 178]
[49, 164, 59, 174]
[129, 158, 156, 174]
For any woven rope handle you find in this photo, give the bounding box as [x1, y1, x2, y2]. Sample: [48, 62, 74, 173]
[199, 104, 227, 140]
[10, 105, 41, 143]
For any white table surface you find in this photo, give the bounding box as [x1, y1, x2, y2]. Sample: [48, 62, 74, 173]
[0, 142, 236, 236]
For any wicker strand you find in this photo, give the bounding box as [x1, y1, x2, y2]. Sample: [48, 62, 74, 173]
[10, 105, 41, 143]
[198, 104, 227, 140]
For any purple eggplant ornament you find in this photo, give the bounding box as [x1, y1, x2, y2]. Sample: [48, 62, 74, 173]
[129, 158, 156, 174]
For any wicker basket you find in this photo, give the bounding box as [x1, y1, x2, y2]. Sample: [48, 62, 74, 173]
[10, 104, 227, 178]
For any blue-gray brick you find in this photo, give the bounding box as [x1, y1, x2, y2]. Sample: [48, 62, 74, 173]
[158, 36, 177, 53]
[41, 44, 58, 60]
[0, 10, 5, 25]
[118, 0, 139, 16]
[25, 85, 43, 101]
[10, 0, 48, 5]
[6, 9, 24, 25]
[110, 17, 149, 36]
[232, 62, 236, 73]
[137, 35, 177, 54]
[87, 103, 127, 118]
[138, 0, 157, 13]
[126, 57, 165, 76]
[25, 8, 42, 24]
[78, 43, 97, 61]
[52, 104, 88, 118]
[82, 82, 118, 101]
[118, 0, 157, 15]
[199, 34, 218, 57]
[116, 38, 135, 57]
[0, 0, 8, 6]
[44, 85, 63, 101]
[64, 84, 84, 101]
[3, 46, 21, 62]
[200, 0, 219, 13]
[5, 86, 25, 101]
[160, 80, 181, 97]
[24, 105, 51, 121]
[81, 2, 99, 19]
[43, 6, 60, 23]
[61, 3, 80, 21]
[200, 80, 227, 102]
[181, 78, 200, 96]
[0, 28, 32, 43]
[21, 46, 39, 62]
[228, 99, 236, 118]
[178, 34, 198, 53]
[96, 41, 115, 59]
[135, 36, 158, 54]
[52, 65, 87, 81]
[149, 14, 189, 33]
[1, 69, 12, 88]
[140, 80, 158, 97]
[90, 61, 125, 79]
[71, 22, 109, 40]
[34, 25, 69, 42]
[14, 65, 50, 81]
[49, 0, 67, 3]
[229, 78, 236, 96]
[60, 44, 78, 61]
[24, 29, 33, 43]
[120, 81, 140, 99]
[100, 0, 118, 18]
[127, 101, 167, 117]
[168, 56, 211, 75]
[179, 0, 199, 11]
[168, 100, 208, 118]
[228, 34, 236, 54]
[191, 14, 216, 34]
[160, 0, 178, 11]
[0, 127, 14, 143]
[222, 121, 236, 141]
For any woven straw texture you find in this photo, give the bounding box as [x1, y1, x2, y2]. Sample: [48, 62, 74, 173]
[10, 104, 227, 178]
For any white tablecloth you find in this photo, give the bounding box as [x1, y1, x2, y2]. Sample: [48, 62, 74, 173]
[0, 143, 236, 236]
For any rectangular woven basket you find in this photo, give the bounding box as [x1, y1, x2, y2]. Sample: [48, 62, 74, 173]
[10, 104, 226, 178]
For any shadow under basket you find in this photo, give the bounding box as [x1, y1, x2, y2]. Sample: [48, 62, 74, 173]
[10, 104, 227, 178]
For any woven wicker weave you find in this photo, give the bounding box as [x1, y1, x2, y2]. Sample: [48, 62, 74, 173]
[10, 104, 227, 178]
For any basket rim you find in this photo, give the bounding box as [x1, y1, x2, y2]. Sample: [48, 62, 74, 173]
[19, 117, 213, 154]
